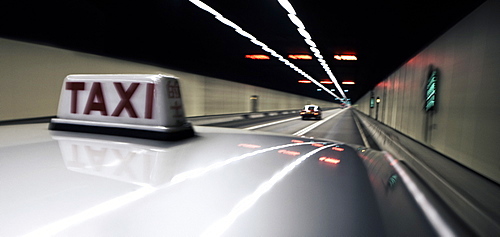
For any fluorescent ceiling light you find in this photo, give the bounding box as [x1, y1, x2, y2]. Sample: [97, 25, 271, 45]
[277, 0, 296, 15]
[334, 55, 357, 60]
[277, 0, 346, 99]
[288, 55, 313, 60]
[297, 28, 311, 39]
[304, 38, 316, 48]
[189, 0, 342, 100]
[245, 55, 270, 60]
[287, 14, 304, 29]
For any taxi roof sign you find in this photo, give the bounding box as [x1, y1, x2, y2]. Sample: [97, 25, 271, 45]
[49, 74, 194, 140]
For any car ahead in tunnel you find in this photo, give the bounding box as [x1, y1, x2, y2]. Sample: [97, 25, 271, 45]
[300, 104, 322, 120]
[0, 74, 473, 236]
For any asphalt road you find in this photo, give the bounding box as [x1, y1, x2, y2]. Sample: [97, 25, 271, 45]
[207, 109, 366, 146]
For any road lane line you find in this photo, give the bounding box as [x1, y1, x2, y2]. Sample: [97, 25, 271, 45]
[293, 109, 345, 136]
[244, 116, 301, 130]
[352, 111, 371, 148]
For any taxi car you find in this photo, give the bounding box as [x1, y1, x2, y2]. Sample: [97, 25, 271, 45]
[0, 74, 471, 236]
[300, 104, 322, 120]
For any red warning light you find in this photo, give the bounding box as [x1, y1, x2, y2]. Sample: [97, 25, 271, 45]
[332, 147, 345, 152]
[319, 157, 341, 164]
[298, 80, 312, 83]
[245, 55, 270, 60]
[291, 140, 304, 143]
[311, 143, 324, 147]
[320, 80, 333, 84]
[288, 55, 313, 60]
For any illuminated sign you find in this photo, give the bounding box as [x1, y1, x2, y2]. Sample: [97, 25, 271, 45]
[245, 55, 270, 60]
[388, 174, 399, 188]
[49, 74, 194, 140]
[320, 80, 333, 84]
[425, 69, 438, 111]
[342, 81, 355, 85]
[53, 75, 186, 126]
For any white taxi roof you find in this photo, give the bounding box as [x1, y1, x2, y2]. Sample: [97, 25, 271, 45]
[0, 122, 462, 236]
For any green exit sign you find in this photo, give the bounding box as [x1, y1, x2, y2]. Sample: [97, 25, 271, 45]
[425, 70, 438, 111]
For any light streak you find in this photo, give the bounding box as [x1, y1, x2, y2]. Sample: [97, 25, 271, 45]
[275, 0, 346, 98]
[24, 186, 157, 237]
[188, 0, 342, 99]
[170, 142, 315, 184]
[201, 144, 336, 236]
[26, 141, 316, 236]
[383, 152, 454, 236]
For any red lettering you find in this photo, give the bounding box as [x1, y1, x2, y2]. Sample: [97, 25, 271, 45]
[66, 82, 85, 113]
[167, 80, 181, 98]
[170, 101, 183, 118]
[84, 82, 108, 115]
[145, 83, 154, 119]
[111, 82, 139, 118]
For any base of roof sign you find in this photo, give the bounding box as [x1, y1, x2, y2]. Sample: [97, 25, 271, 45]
[49, 118, 195, 141]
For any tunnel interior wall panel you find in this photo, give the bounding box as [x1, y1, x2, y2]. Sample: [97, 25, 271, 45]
[355, 0, 500, 183]
[0, 38, 333, 121]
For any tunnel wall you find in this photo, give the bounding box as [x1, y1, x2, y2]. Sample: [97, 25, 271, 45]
[0, 38, 333, 121]
[355, 0, 500, 183]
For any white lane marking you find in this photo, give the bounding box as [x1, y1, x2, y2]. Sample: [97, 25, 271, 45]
[244, 116, 301, 130]
[292, 109, 345, 136]
[352, 112, 370, 148]
[201, 144, 337, 237]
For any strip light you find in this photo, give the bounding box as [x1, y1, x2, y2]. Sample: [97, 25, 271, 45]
[245, 55, 270, 60]
[288, 54, 313, 60]
[188, 0, 342, 100]
[277, 0, 346, 98]
[334, 55, 357, 61]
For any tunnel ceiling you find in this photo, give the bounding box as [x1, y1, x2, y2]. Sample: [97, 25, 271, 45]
[1, 0, 485, 103]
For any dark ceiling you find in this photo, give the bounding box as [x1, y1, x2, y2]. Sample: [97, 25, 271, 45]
[1, 0, 485, 103]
